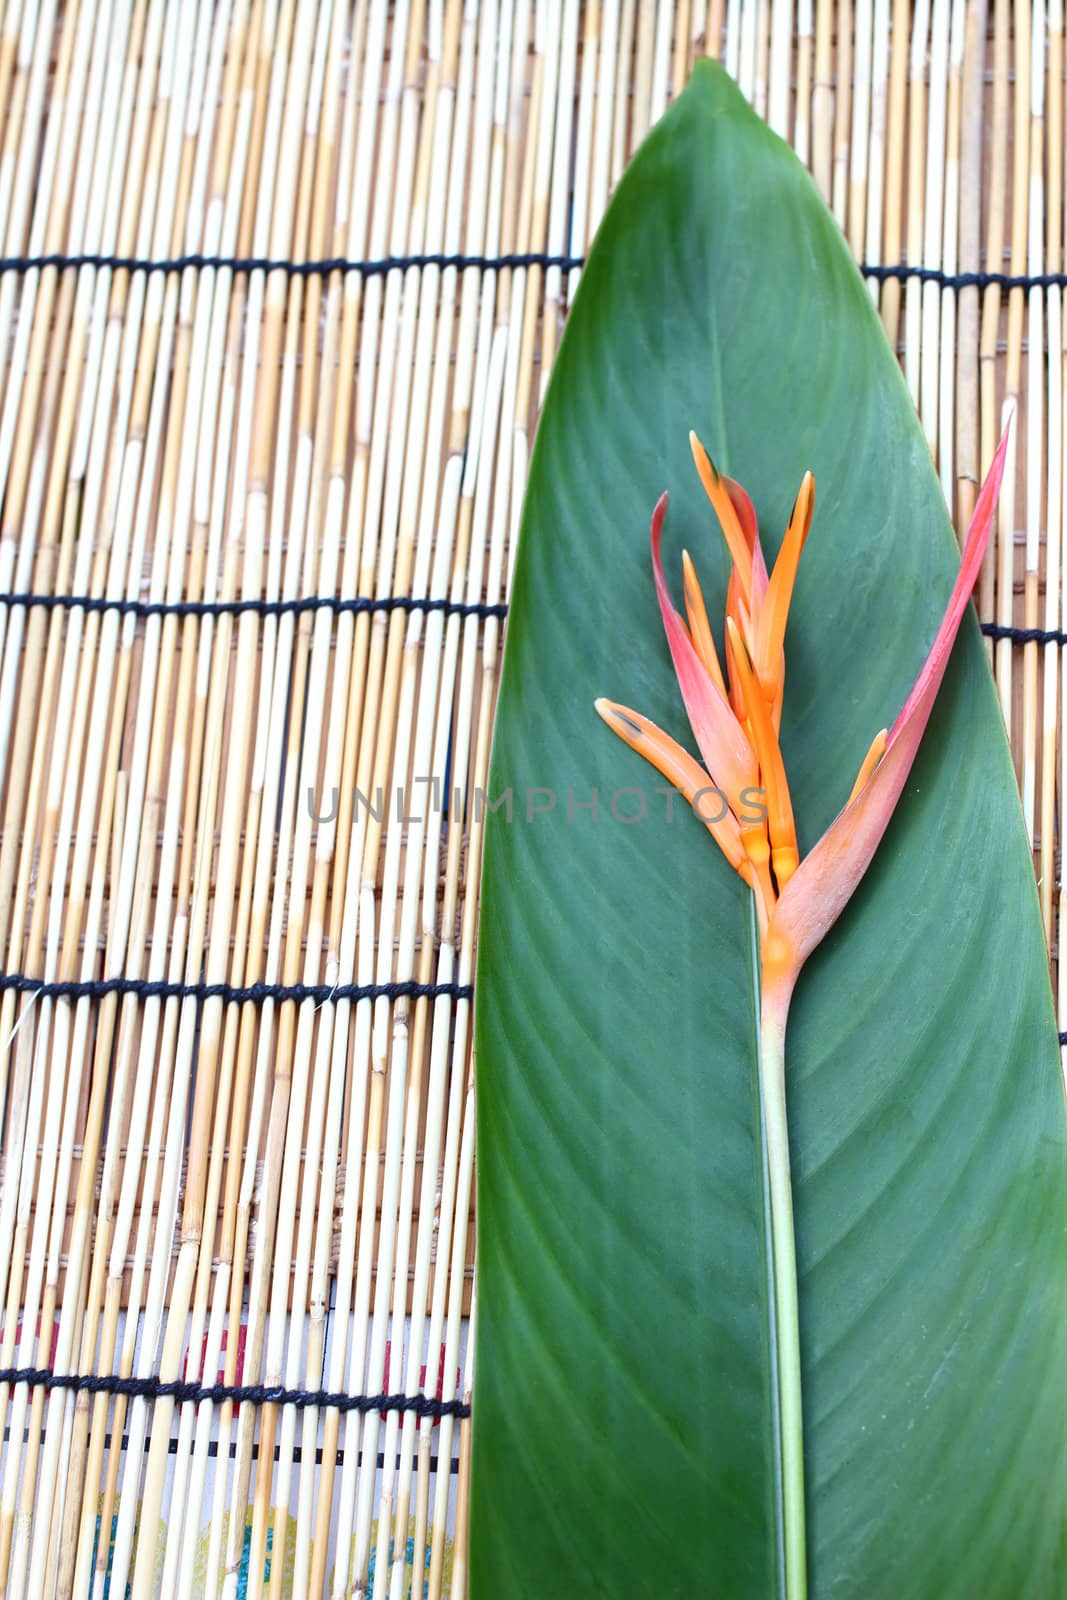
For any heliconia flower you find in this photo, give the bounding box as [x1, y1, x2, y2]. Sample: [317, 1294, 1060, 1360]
[596, 424, 1009, 988]
[760, 425, 1011, 1032]
[595, 433, 816, 932]
[595, 422, 1010, 1600]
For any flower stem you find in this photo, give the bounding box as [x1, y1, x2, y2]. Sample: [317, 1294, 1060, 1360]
[759, 1004, 807, 1600]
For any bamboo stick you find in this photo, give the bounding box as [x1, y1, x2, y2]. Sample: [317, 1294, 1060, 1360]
[934, 0, 965, 508]
[848, 0, 872, 256]
[1046, 0, 1063, 947]
[955, 0, 987, 542]
[832, 0, 852, 227]
[543, 0, 579, 394]
[991, 0, 1030, 745]
[736, 0, 759, 100]
[768, 0, 792, 137]
[0, 0, 61, 494]
[879, 0, 909, 344]
[979, 0, 1011, 639]
[903, 0, 930, 409]
[1021, 0, 1047, 853]
[794, 0, 813, 164]
[916, 0, 949, 457]
[811, 0, 832, 200]
[862, 0, 889, 304]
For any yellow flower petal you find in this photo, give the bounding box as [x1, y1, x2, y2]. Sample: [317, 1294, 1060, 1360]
[847, 728, 888, 805]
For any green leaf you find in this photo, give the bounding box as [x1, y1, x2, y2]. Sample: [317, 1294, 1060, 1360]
[472, 60, 1067, 1600]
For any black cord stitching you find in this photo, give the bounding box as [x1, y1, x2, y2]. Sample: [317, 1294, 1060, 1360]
[861, 264, 1067, 290]
[0, 591, 509, 621]
[0, 250, 1064, 291]
[0, 251, 584, 278]
[0, 1366, 470, 1417]
[0, 593, 1062, 646]
[0, 976, 1058, 1037]
[0, 975, 471, 1005]
[981, 622, 1067, 646]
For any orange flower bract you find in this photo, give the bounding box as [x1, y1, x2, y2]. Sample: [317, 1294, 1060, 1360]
[596, 425, 1011, 995]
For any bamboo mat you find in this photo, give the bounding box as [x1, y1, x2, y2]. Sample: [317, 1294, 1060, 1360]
[0, 1, 1059, 1596]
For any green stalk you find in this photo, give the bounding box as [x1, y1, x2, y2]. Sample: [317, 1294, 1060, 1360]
[759, 1004, 807, 1600]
